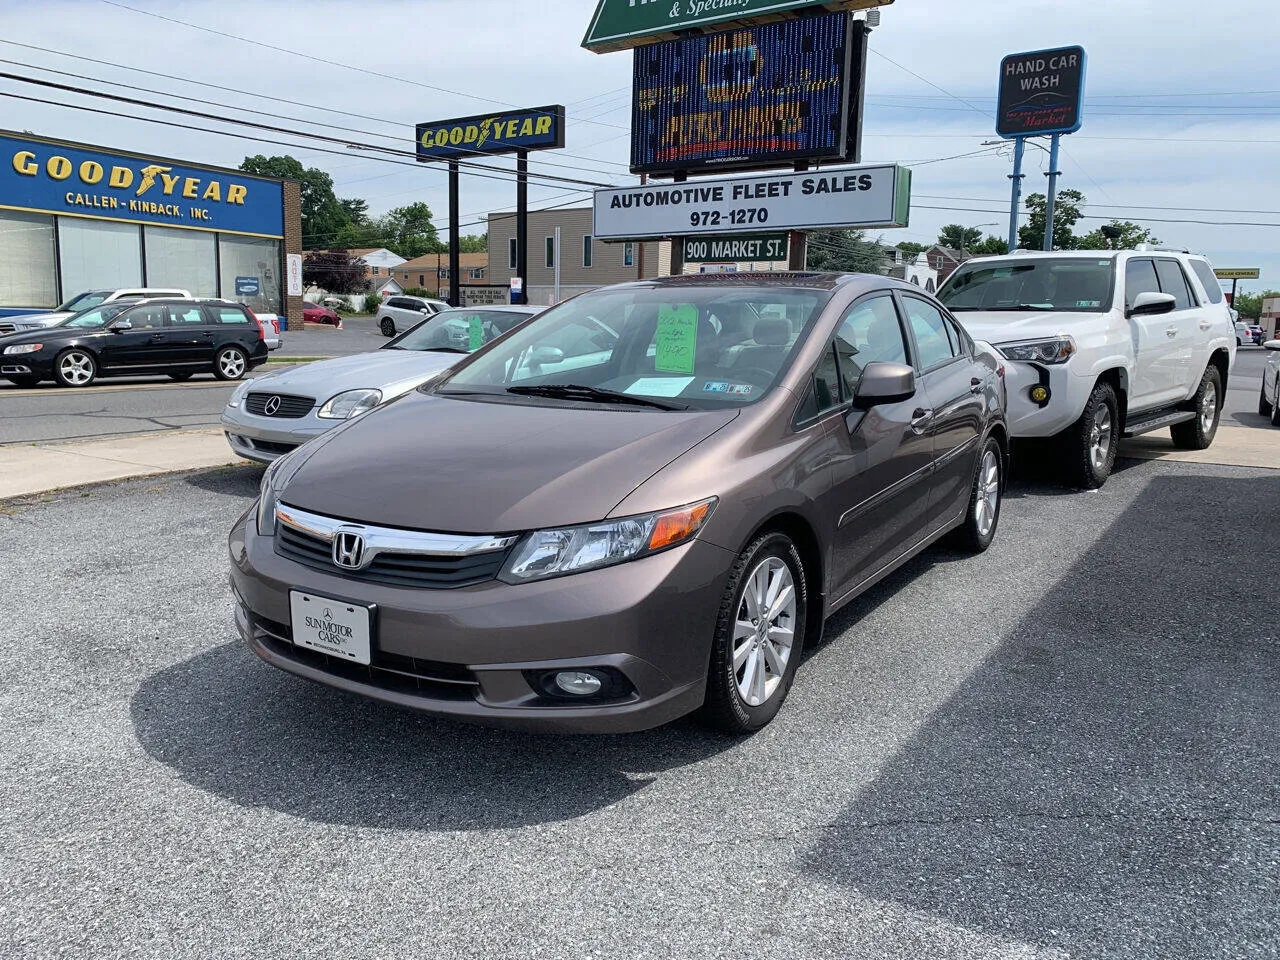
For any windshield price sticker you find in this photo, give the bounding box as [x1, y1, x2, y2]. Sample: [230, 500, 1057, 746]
[594, 164, 909, 240]
[467, 315, 484, 350]
[654, 304, 699, 375]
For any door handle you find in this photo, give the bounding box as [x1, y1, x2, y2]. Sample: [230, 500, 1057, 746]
[1165, 326, 1178, 338]
[1198, 320, 1212, 330]
[909, 408, 933, 434]
[149, 333, 164, 341]
[969, 377, 985, 394]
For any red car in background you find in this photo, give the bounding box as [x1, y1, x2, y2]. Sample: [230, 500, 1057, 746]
[302, 303, 342, 327]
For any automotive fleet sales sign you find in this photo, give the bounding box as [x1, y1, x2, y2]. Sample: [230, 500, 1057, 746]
[996, 45, 1086, 138]
[593, 163, 910, 240]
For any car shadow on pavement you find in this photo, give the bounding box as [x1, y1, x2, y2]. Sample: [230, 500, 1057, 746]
[802, 471, 1280, 958]
[183, 464, 264, 498]
[130, 641, 732, 832]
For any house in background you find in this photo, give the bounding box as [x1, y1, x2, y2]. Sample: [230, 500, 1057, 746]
[301, 247, 407, 284]
[391, 252, 489, 299]
[882, 246, 942, 292]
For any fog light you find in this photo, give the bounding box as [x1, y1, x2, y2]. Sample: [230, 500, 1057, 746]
[554, 671, 603, 696]
[1029, 385, 1050, 404]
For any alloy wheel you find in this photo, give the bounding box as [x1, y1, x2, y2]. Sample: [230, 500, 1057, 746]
[975, 448, 1001, 538]
[59, 351, 94, 386]
[732, 557, 796, 707]
[1200, 381, 1218, 433]
[219, 349, 246, 379]
[1089, 405, 1113, 472]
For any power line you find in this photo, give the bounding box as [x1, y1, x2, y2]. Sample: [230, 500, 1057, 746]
[97, 0, 629, 132]
[915, 193, 1280, 217]
[912, 203, 1280, 228]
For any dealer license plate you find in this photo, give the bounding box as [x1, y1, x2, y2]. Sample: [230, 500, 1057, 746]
[288, 591, 371, 665]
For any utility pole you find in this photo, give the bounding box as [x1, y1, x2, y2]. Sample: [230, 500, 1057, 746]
[1042, 133, 1062, 252]
[1007, 137, 1025, 251]
[515, 150, 528, 305]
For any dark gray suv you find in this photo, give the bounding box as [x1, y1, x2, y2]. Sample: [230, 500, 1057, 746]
[229, 273, 1008, 733]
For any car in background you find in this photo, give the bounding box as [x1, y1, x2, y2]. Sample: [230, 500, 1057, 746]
[221, 305, 539, 462]
[302, 302, 342, 327]
[0, 298, 268, 388]
[229, 274, 1008, 734]
[258, 314, 283, 351]
[1235, 320, 1264, 345]
[0, 287, 193, 334]
[376, 295, 451, 338]
[1260, 338, 1280, 427]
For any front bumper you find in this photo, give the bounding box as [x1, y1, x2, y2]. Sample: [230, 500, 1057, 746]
[1, 352, 53, 379]
[221, 408, 332, 463]
[999, 360, 1086, 438]
[228, 509, 733, 733]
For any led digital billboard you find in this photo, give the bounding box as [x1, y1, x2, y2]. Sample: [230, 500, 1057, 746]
[630, 13, 865, 175]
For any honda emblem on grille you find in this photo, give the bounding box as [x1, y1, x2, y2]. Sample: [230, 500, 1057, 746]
[263, 396, 282, 416]
[332, 529, 367, 569]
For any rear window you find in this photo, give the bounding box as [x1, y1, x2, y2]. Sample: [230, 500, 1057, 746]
[210, 306, 251, 325]
[1188, 259, 1224, 304]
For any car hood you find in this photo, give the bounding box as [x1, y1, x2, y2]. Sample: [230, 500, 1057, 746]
[0, 324, 85, 345]
[950, 310, 1104, 345]
[3, 311, 71, 329]
[279, 390, 739, 532]
[252, 350, 460, 399]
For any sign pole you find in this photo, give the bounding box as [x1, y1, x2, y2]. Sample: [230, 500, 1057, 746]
[1042, 133, 1062, 252]
[516, 150, 529, 305]
[1231, 278, 1239, 305]
[553, 226, 561, 303]
[1007, 137, 1025, 252]
[448, 162, 461, 306]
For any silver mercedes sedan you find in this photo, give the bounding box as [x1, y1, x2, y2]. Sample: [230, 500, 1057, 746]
[221, 305, 540, 462]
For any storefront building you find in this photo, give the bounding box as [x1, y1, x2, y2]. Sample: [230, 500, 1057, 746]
[0, 131, 303, 325]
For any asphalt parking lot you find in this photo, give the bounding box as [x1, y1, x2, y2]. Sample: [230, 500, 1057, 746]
[1, 454, 1275, 959]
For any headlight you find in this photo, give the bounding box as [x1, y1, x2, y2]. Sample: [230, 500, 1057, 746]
[318, 388, 382, 419]
[997, 337, 1076, 364]
[226, 379, 253, 409]
[255, 456, 288, 536]
[499, 498, 716, 584]
[3, 343, 42, 355]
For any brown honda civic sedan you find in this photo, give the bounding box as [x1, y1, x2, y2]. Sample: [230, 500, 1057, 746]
[229, 273, 1007, 733]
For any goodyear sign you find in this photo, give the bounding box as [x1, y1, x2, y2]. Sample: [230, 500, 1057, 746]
[415, 106, 566, 160]
[0, 131, 284, 238]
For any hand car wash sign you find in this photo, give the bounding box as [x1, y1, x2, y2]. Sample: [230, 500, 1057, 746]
[0, 132, 284, 237]
[996, 45, 1086, 137]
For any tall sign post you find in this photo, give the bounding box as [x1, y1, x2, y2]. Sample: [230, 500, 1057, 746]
[1214, 267, 1261, 307]
[996, 45, 1086, 251]
[415, 105, 565, 305]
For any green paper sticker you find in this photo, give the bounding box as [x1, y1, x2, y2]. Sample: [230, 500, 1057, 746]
[467, 315, 484, 351]
[654, 303, 697, 374]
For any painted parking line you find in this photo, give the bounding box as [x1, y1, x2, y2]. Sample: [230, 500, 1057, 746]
[0, 366, 315, 399]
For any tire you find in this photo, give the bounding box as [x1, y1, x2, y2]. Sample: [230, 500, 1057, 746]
[951, 436, 1003, 552]
[1061, 380, 1118, 489]
[168, 371, 195, 382]
[702, 531, 807, 734]
[1171, 366, 1221, 450]
[213, 345, 248, 381]
[1259, 380, 1273, 418]
[53, 348, 97, 388]
[1272, 376, 1280, 428]
[380, 317, 396, 338]
[5, 375, 40, 389]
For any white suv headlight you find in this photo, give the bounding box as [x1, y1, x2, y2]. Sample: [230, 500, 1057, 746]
[318, 388, 382, 419]
[499, 499, 716, 584]
[997, 337, 1076, 364]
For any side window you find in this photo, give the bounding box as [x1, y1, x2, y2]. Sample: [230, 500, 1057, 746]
[170, 305, 205, 325]
[1188, 260, 1224, 304]
[946, 312, 974, 354]
[832, 295, 908, 395]
[212, 307, 251, 325]
[901, 296, 957, 371]
[126, 305, 169, 329]
[813, 344, 841, 412]
[1125, 259, 1160, 312]
[1154, 259, 1194, 310]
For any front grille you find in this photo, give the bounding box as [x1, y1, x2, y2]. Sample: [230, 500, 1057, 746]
[253, 614, 478, 701]
[276, 523, 511, 589]
[247, 437, 299, 455]
[245, 392, 315, 418]
[0, 323, 17, 335]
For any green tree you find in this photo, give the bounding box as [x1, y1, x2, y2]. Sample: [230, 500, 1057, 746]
[240, 154, 350, 247]
[937, 224, 984, 251]
[1232, 290, 1279, 319]
[302, 249, 371, 295]
[1077, 220, 1160, 250]
[968, 235, 1009, 256]
[1019, 189, 1085, 251]
[806, 230, 887, 273]
[377, 202, 442, 259]
[896, 241, 927, 259]
[458, 233, 488, 254]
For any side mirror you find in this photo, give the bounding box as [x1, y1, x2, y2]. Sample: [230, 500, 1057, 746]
[853, 362, 916, 409]
[1264, 339, 1280, 352]
[110, 319, 133, 332]
[1128, 292, 1176, 317]
[529, 346, 565, 366]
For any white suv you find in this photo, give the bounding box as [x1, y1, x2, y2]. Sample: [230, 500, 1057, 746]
[376, 295, 450, 338]
[939, 249, 1235, 488]
[0, 287, 193, 334]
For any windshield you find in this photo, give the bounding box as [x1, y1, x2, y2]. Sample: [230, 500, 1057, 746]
[437, 284, 827, 409]
[56, 290, 110, 313]
[60, 302, 135, 329]
[940, 259, 1115, 314]
[389, 308, 532, 354]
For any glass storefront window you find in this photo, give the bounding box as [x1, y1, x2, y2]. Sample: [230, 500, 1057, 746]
[0, 211, 58, 307]
[58, 218, 142, 297]
[145, 226, 217, 297]
[218, 235, 281, 314]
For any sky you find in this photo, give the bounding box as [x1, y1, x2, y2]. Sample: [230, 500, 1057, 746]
[1, 0, 1277, 296]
